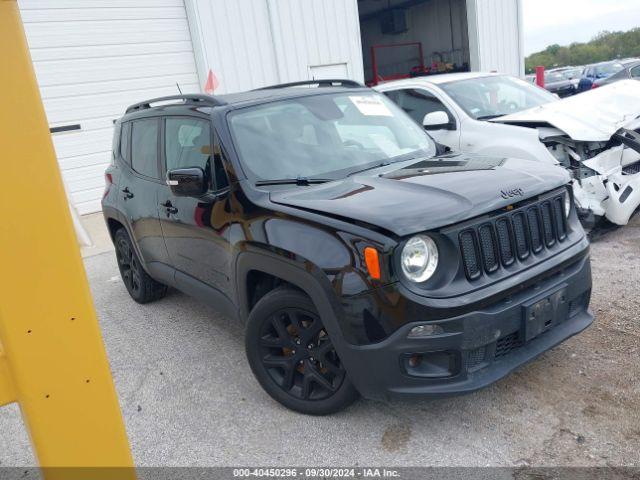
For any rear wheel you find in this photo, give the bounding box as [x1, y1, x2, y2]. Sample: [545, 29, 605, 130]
[114, 228, 167, 303]
[245, 287, 359, 415]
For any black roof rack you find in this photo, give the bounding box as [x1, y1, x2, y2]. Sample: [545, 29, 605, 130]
[125, 94, 226, 114]
[255, 79, 364, 90]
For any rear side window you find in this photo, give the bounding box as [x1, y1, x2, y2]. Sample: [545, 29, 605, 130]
[120, 122, 131, 164]
[131, 119, 159, 178]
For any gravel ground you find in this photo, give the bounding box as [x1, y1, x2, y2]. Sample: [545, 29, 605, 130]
[1, 217, 638, 468]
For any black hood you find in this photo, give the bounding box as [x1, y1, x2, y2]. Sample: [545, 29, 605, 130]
[270, 154, 570, 237]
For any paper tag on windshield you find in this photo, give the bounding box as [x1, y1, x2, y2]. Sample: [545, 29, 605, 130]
[350, 96, 393, 116]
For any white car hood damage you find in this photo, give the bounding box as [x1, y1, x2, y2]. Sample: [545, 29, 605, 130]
[492, 80, 640, 141]
[492, 80, 640, 227]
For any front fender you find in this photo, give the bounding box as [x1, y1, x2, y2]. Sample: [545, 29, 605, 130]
[234, 247, 361, 346]
[465, 121, 557, 164]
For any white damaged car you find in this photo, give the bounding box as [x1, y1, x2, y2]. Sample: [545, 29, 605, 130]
[376, 73, 640, 227]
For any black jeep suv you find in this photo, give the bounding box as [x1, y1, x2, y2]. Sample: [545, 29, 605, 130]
[103, 80, 593, 415]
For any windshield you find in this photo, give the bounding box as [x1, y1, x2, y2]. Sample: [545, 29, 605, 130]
[440, 75, 557, 120]
[595, 62, 624, 78]
[545, 72, 565, 83]
[228, 91, 435, 181]
[561, 68, 583, 80]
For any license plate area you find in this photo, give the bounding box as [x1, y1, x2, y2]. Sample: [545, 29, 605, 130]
[522, 285, 567, 342]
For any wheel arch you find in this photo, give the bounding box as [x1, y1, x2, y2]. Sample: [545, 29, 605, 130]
[102, 206, 149, 273]
[234, 247, 352, 340]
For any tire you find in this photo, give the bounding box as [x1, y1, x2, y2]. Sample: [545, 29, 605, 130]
[114, 228, 167, 304]
[245, 287, 359, 415]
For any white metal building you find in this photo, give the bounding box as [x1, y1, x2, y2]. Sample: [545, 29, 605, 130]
[19, 0, 524, 214]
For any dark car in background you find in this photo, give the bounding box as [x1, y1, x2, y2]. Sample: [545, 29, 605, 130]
[599, 60, 640, 87]
[543, 71, 575, 97]
[555, 66, 584, 91]
[576, 61, 624, 92]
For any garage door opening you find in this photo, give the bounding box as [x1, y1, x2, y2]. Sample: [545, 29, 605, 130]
[358, 0, 470, 85]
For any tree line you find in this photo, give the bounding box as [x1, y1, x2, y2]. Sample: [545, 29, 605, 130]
[525, 28, 640, 72]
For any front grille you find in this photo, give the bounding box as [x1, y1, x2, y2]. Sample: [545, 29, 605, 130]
[460, 230, 481, 279]
[622, 160, 640, 175]
[495, 218, 515, 266]
[512, 212, 530, 260]
[540, 202, 556, 247]
[527, 208, 543, 252]
[458, 191, 569, 280]
[466, 346, 487, 370]
[569, 291, 590, 318]
[494, 332, 522, 358]
[478, 224, 499, 272]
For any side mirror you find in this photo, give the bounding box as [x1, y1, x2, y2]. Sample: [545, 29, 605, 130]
[166, 167, 206, 197]
[422, 111, 453, 131]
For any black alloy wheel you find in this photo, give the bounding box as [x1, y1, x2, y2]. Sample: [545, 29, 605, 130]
[246, 287, 359, 415]
[259, 307, 345, 401]
[116, 233, 141, 296]
[114, 228, 167, 303]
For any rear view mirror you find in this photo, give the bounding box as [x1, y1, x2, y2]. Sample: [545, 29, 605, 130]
[166, 167, 206, 197]
[422, 111, 453, 131]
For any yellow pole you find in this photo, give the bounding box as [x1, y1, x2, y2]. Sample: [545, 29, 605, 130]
[0, 2, 135, 478]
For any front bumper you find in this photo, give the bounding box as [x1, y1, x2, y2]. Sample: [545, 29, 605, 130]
[336, 249, 593, 401]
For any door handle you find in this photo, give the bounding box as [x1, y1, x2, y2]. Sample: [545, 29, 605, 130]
[122, 187, 134, 200]
[160, 201, 178, 215]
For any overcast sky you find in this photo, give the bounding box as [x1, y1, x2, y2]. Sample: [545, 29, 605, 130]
[523, 0, 640, 55]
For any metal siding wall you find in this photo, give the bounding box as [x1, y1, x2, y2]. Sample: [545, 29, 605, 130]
[267, 0, 364, 83]
[19, 0, 200, 214]
[186, 0, 280, 94]
[188, 0, 364, 93]
[472, 0, 523, 76]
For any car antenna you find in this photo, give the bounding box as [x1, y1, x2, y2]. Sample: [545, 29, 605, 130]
[176, 82, 183, 95]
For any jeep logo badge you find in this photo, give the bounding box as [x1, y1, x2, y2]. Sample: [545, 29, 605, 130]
[501, 188, 524, 199]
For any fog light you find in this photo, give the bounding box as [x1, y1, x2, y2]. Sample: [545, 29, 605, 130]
[402, 351, 459, 378]
[408, 354, 422, 367]
[407, 324, 444, 338]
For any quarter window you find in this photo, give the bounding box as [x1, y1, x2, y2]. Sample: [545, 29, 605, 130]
[131, 119, 159, 178]
[630, 65, 640, 79]
[120, 122, 131, 164]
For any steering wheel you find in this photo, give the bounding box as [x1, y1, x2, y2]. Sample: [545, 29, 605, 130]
[343, 139, 365, 149]
[504, 101, 519, 112]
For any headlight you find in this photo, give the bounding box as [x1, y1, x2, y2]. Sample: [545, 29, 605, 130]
[564, 189, 572, 218]
[400, 235, 439, 282]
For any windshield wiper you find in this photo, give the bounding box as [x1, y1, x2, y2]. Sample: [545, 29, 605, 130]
[346, 161, 392, 177]
[477, 114, 505, 120]
[346, 153, 427, 177]
[255, 176, 331, 187]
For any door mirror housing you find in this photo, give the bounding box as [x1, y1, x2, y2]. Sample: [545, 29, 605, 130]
[422, 111, 454, 131]
[166, 167, 206, 197]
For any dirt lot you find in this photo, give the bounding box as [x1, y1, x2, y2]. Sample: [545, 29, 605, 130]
[493, 214, 640, 466]
[0, 216, 638, 467]
[523, 214, 640, 466]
